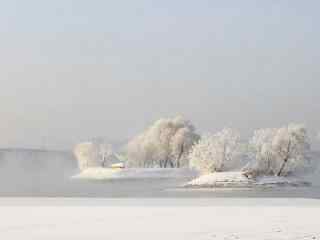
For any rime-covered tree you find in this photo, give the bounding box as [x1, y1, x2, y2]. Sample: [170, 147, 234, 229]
[272, 124, 310, 176]
[74, 141, 115, 170]
[98, 143, 114, 167]
[245, 128, 278, 176]
[246, 124, 310, 177]
[126, 116, 199, 168]
[189, 128, 241, 174]
[74, 142, 100, 170]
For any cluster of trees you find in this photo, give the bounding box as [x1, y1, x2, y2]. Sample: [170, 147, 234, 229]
[73, 116, 313, 177]
[126, 116, 200, 168]
[189, 124, 310, 177]
[126, 117, 311, 177]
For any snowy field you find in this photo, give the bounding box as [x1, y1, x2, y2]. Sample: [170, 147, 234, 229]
[0, 198, 319, 240]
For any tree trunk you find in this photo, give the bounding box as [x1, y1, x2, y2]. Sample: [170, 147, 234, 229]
[176, 144, 184, 168]
[220, 144, 227, 171]
[176, 160, 180, 168]
[277, 140, 291, 176]
[101, 156, 105, 168]
[277, 159, 288, 176]
[164, 158, 168, 168]
[159, 160, 163, 168]
[169, 160, 174, 168]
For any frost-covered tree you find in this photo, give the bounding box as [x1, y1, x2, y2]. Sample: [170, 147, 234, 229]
[127, 116, 199, 168]
[171, 127, 198, 168]
[74, 142, 100, 170]
[272, 124, 310, 176]
[189, 128, 241, 174]
[74, 141, 116, 170]
[246, 124, 310, 177]
[127, 133, 158, 168]
[188, 134, 219, 174]
[98, 143, 114, 167]
[246, 128, 278, 176]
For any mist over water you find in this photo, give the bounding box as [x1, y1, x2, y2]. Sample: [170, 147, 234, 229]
[0, 1, 319, 199]
[0, 148, 319, 198]
[0, 149, 76, 196]
[1, 2, 319, 239]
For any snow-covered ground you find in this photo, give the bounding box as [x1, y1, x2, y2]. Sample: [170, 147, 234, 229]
[0, 198, 319, 240]
[185, 171, 310, 188]
[72, 167, 198, 180]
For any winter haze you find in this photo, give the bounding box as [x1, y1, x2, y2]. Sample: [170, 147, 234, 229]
[1, 1, 319, 150]
[1, 2, 320, 239]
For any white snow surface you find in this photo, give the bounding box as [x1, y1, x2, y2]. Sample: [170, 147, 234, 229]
[72, 167, 197, 180]
[0, 198, 319, 240]
[185, 171, 309, 188]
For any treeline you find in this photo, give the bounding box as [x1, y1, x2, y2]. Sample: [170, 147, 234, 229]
[74, 116, 315, 177]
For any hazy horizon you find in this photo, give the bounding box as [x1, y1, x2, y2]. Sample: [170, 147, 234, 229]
[1, 1, 319, 149]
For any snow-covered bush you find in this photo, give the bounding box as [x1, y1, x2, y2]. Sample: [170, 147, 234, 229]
[246, 124, 310, 177]
[189, 128, 241, 174]
[74, 141, 116, 170]
[127, 116, 200, 168]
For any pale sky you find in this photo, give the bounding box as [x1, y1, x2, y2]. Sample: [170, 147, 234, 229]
[0, 0, 319, 149]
